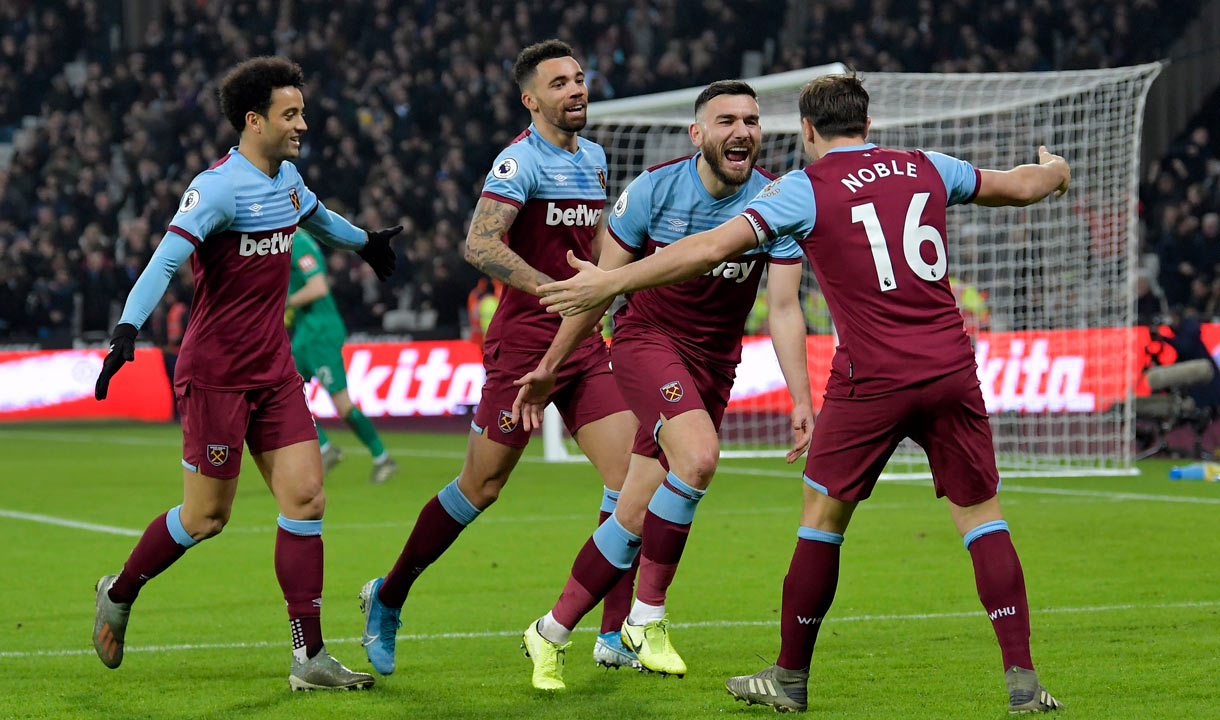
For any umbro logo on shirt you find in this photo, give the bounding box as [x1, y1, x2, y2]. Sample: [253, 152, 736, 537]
[553, 173, 567, 184]
[249, 203, 263, 214]
[666, 218, 688, 230]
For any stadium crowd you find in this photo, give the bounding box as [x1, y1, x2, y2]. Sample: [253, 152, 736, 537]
[0, 0, 1206, 345]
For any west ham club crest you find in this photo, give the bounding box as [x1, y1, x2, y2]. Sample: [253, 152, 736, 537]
[660, 381, 684, 403]
[207, 444, 230, 466]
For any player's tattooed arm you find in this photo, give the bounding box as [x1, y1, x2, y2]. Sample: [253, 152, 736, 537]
[464, 197, 555, 295]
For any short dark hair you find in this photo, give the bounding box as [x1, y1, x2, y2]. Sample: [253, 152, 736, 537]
[512, 40, 575, 90]
[219, 56, 304, 133]
[694, 80, 757, 118]
[798, 74, 869, 140]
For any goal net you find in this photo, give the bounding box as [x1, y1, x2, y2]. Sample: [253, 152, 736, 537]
[544, 62, 1162, 477]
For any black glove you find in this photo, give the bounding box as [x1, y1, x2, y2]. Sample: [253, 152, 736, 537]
[95, 323, 138, 400]
[358, 225, 402, 281]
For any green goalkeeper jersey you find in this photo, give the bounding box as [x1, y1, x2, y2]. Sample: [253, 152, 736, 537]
[288, 229, 347, 343]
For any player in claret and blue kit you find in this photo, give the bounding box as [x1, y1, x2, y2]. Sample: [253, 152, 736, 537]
[356, 40, 639, 680]
[539, 73, 1070, 714]
[91, 56, 400, 691]
[512, 80, 813, 689]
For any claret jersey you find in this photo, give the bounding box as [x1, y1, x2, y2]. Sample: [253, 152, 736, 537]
[166, 147, 319, 390]
[608, 154, 802, 364]
[479, 124, 608, 352]
[743, 143, 981, 390]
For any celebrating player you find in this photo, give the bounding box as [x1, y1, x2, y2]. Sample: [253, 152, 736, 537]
[514, 80, 812, 689]
[92, 57, 399, 691]
[356, 40, 639, 677]
[539, 74, 1069, 713]
[286, 227, 398, 484]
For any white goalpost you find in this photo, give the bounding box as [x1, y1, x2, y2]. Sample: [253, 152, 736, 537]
[543, 62, 1162, 477]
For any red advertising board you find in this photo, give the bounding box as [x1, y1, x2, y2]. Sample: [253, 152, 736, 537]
[0, 348, 173, 421]
[0, 327, 1184, 422]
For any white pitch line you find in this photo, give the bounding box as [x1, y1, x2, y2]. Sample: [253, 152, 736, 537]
[2, 599, 1216, 660]
[4, 430, 1218, 506]
[0, 509, 140, 536]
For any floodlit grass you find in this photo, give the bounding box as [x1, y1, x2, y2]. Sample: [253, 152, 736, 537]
[1, 423, 1217, 719]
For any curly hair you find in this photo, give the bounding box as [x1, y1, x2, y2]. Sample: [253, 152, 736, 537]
[219, 56, 304, 133]
[511, 39, 575, 90]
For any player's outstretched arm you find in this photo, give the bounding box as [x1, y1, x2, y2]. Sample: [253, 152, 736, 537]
[539, 215, 758, 316]
[512, 230, 634, 431]
[766, 261, 813, 463]
[974, 146, 1071, 207]
[95, 232, 195, 400]
[299, 200, 400, 280]
[464, 196, 555, 296]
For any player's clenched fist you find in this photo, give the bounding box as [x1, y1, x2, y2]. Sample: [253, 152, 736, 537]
[1037, 145, 1070, 197]
[95, 323, 138, 400]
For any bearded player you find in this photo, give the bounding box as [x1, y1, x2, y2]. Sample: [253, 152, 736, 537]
[356, 40, 639, 677]
[539, 74, 1069, 713]
[92, 57, 399, 691]
[513, 80, 812, 690]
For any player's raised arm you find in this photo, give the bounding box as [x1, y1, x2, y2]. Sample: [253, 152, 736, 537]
[973, 146, 1071, 207]
[539, 216, 758, 316]
[541, 168, 814, 316]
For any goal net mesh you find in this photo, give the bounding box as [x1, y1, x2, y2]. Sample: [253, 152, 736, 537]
[544, 62, 1161, 476]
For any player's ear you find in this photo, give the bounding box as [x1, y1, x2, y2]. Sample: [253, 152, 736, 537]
[521, 90, 538, 113]
[801, 117, 816, 145]
[688, 121, 701, 148]
[863, 116, 872, 140]
[245, 110, 260, 134]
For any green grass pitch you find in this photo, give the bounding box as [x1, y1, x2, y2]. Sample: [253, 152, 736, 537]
[1, 422, 1218, 719]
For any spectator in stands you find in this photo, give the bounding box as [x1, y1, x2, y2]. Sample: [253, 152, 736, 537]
[0, 0, 1207, 343]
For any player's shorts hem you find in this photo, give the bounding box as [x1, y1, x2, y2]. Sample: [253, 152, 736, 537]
[246, 426, 321, 456]
[803, 474, 830, 495]
[181, 459, 199, 473]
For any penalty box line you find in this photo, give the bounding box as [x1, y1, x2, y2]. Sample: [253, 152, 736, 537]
[2, 599, 1217, 660]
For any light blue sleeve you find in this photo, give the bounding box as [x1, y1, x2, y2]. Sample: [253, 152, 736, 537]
[285, 161, 320, 221]
[166, 172, 235, 244]
[606, 171, 654, 250]
[923, 150, 979, 206]
[299, 199, 367, 251]
[742, 170, 817, 242]
[117, 233, 196, 329]
[479, 147, 539, 207]
[764, 232, 804, 261]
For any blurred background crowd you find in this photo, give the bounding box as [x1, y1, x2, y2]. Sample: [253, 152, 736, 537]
[0, 0, 1209, 347]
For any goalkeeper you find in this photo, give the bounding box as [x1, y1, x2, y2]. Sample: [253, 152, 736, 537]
[287, 227, 397, 484]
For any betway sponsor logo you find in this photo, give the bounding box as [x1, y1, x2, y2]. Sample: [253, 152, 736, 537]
[307, 347, 485, 418]
[974, 339, 1095, 413]
[988, 605, 1017, 621]
[545, 202, 601, 227]
[657, 244, 758, 284]
[238, 231, 294, 257]
[709, 259, 757, 284]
